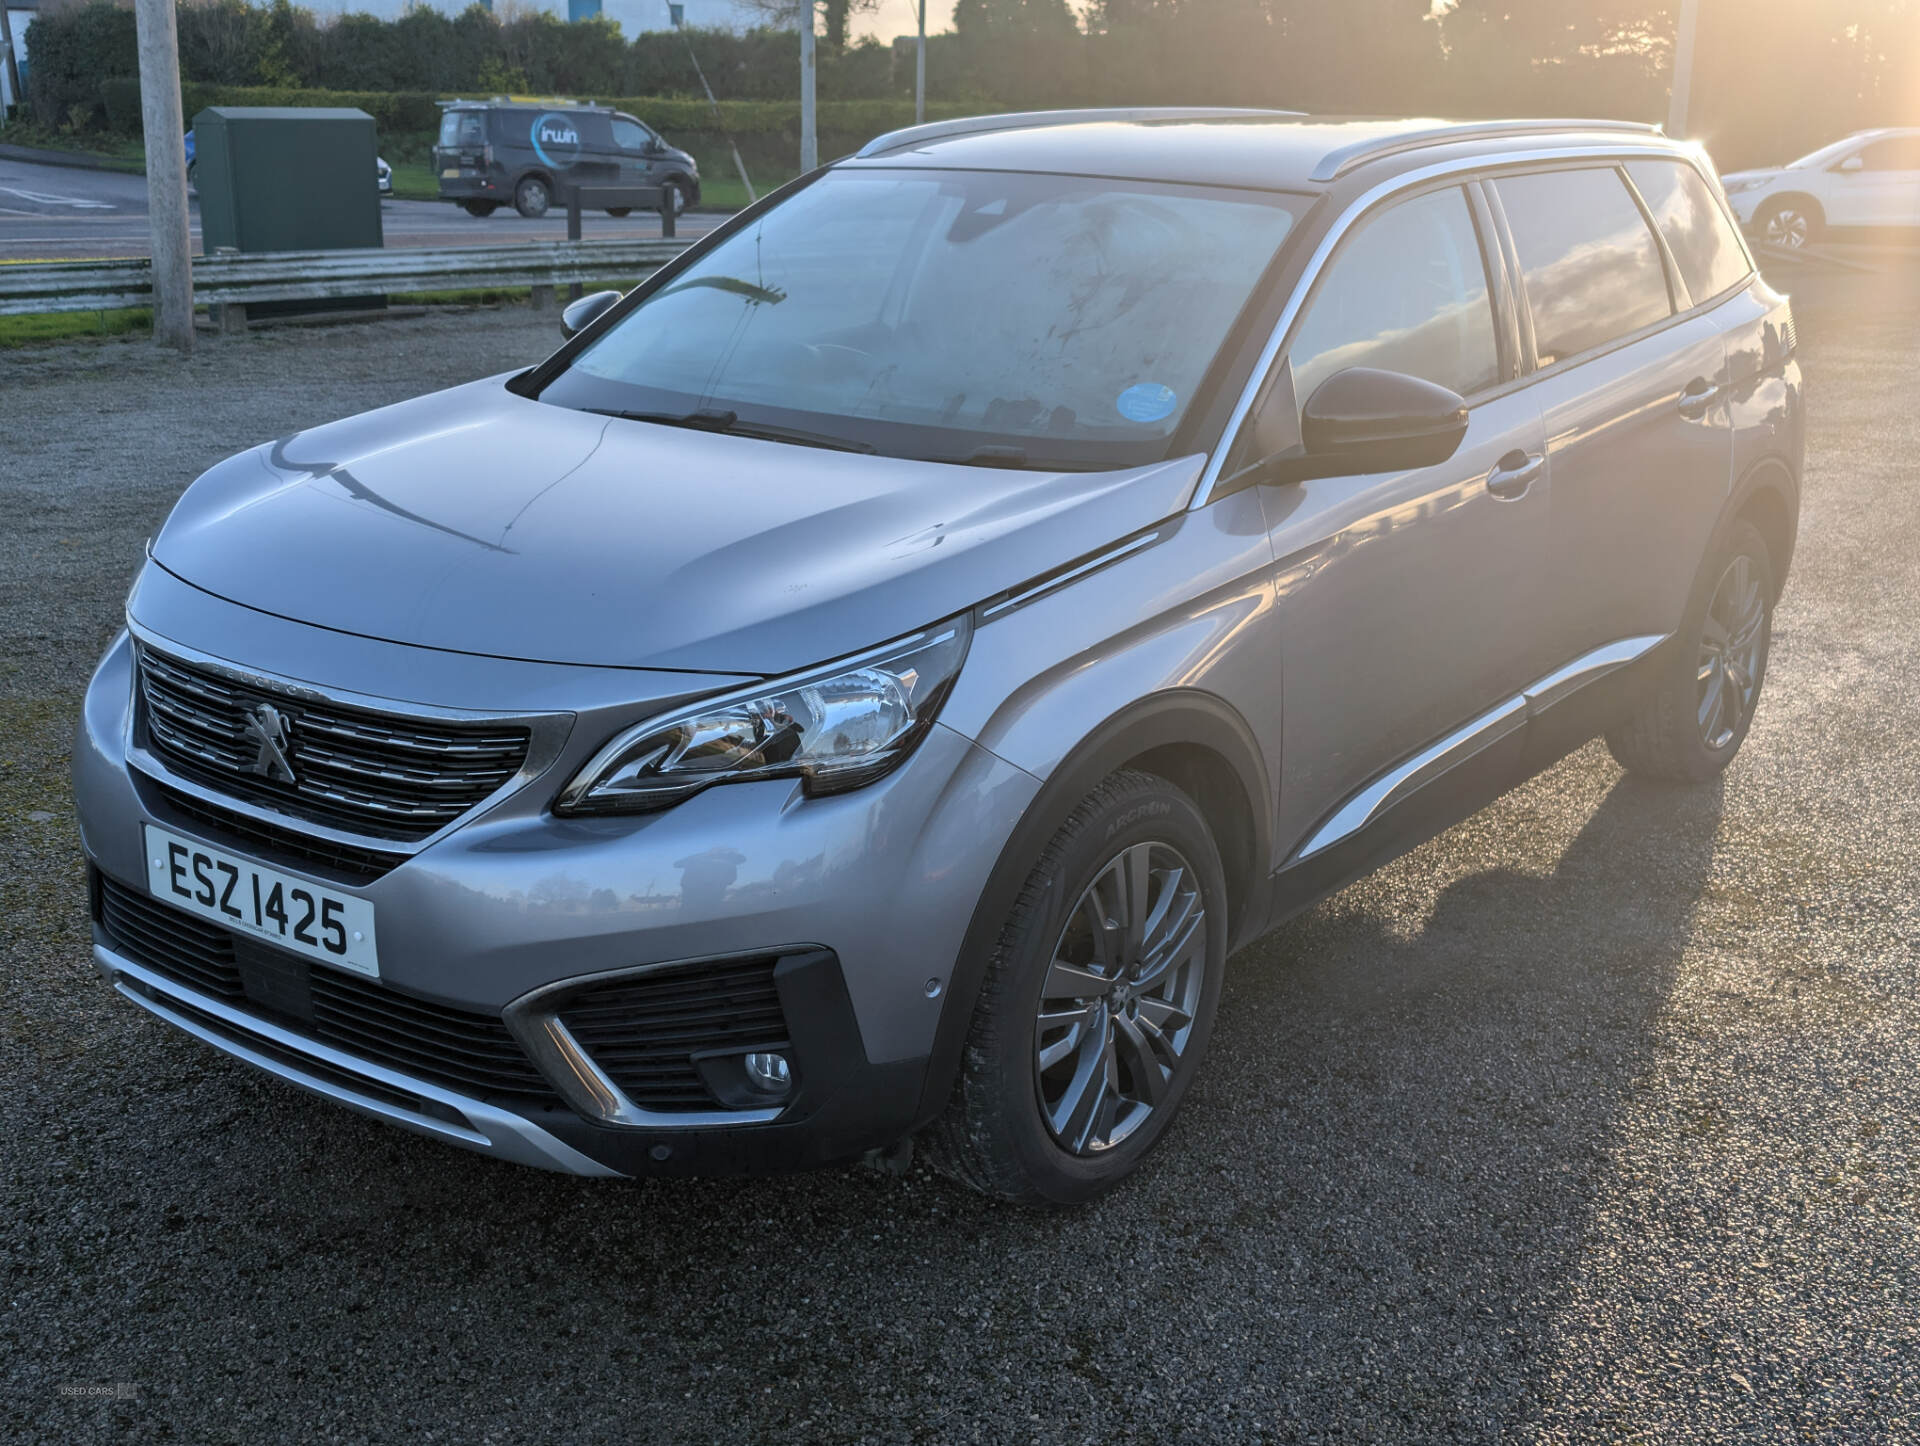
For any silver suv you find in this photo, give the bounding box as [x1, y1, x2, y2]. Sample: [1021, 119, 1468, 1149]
[76, 113, 1803, 1204]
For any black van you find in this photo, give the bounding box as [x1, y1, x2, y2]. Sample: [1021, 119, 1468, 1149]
[434, 100, 701, 220]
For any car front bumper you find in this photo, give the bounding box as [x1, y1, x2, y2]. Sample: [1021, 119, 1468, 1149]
[74, 590, 1039, 1177]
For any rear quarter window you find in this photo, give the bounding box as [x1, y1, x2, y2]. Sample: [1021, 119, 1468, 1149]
[1494, 168, 1674, 368]
[1626, 159, 1751, 305]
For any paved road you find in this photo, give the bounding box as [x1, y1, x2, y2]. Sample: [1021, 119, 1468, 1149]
[2, 270, 1918, 1442]
[0, 155, 715, 260]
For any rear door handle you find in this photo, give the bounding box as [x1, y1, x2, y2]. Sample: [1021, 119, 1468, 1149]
[1677, 377, 1723, 418]
[1485, 449, 1544, 500]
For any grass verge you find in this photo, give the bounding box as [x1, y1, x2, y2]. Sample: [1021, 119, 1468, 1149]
[0, 308, 154, 346]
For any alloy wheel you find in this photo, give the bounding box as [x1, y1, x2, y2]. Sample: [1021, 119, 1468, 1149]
[1033, 841, 1209, 1155]
[1698, 553, 1767, 749]
[1764, 208, 1810, 248]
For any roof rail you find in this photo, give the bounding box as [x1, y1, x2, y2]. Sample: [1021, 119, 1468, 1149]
[1308, 118, 1665, 183]
[856, 107, 1306, 159]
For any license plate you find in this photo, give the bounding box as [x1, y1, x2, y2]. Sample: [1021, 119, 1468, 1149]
[441, 168, 459, 178]
[142, 823, 379, 978]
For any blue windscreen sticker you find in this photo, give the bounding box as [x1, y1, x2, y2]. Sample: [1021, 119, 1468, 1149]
[1116, 383, 1177, 423]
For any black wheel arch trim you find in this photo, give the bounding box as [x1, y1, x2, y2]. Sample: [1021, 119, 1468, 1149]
[912, 689, 1273, 1130]
[1722, 453, 1801, 602]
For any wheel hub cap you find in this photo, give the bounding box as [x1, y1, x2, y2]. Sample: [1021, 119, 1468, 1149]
[1032, 840, 1209, 1155]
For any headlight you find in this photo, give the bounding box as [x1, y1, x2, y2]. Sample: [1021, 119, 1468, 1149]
[1724, 177, 1766, 194]
[555, 617, 971, 815]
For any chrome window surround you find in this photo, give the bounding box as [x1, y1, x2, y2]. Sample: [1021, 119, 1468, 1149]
[503, 954, 809, 1130]
[124, 615, 574, 862]
[1191, 139, 1736, 510]
[98, 946, 619, 1176]
[1295, 633, 1666, 861]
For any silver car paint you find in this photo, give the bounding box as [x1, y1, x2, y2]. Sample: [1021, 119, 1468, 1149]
[73, 126, 1804, 1174]
[151, 377, 1206, 675]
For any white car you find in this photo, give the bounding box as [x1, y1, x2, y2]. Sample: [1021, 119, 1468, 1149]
[376, 156, 393, 195]
[1721, 128, 1920, 247]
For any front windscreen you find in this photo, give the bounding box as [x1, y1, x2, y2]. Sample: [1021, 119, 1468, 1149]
[538, 167, 1305, 469]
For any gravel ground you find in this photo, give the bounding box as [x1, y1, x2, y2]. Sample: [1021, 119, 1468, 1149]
[3, 272, 1918, 1443]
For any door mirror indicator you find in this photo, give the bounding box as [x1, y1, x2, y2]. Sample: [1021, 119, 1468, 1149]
[560, 289, 622, 340]
[1299, 367, 1470, 475]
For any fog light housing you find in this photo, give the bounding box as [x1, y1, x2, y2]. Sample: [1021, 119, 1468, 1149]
[744, 1051, 791, 1093]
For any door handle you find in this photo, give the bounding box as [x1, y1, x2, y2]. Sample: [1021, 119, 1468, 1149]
[1677, 377, 1723, 419]
[1485, 449, 1544, 500]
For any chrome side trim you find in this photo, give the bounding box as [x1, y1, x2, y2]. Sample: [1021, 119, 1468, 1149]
[504, 956, 795, 1130]
[124, 616, 573, 859]
[1192, 140, 1706, 510]
[978, 530, 1163, 623]
[1296, 696, 1527, 860]
[1295, 633, 1669, 861]
[98, 947, 621, 1177]
[855, 106, 1304, 159]
[1522, 633, 1665, 714]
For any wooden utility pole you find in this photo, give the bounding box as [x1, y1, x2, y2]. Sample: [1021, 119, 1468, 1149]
[1667, 0, 1700, 138]
[915, 0, 926, 125]
[134, 0, 193, 350]
[799, 0, 817, 172]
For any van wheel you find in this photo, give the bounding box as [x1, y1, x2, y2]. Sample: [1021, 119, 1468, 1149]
[924, 771, 1226, 1206]
[661, 179, 689, 217]
[460, 200, 498, 218]
[1607, 519, 1775, 782]
[605, 207, 632, 218]
[514, 176, 550, 219]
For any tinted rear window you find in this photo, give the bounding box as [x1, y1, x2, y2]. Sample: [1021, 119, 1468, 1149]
[1495, 168, 1673, 368]
[1626, 159, 1750, 305]
[438, 111, 484, 148]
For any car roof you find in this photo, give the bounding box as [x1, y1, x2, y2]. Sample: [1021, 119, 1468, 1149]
[844, 111, 1681, 193]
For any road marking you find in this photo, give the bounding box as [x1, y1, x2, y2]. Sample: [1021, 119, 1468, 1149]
[0, 186, 115, 209]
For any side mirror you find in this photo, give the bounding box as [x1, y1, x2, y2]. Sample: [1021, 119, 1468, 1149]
[1300, 367, 1469, 475]
[561, 289, 621, 340]
[1837, 154, 1865, 173]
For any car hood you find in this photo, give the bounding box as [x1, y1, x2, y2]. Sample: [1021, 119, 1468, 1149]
[151, 376, 1206, 675]
[1721, 168, 1784, 185]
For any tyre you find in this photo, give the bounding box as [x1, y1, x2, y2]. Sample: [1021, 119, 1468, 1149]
[925, 770, 1227, 1206]
[660, 179, 689, 218]
[186, 160, 197, 194]
[605, 206, 632, 218]
[1759, 196, 1821, 249]
[513, 176, 551, 219]
[1606, 519, 1775, 782]
[460, 200, 498, 218]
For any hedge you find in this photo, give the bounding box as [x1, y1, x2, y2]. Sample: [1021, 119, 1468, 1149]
[99, 80, 990, 176]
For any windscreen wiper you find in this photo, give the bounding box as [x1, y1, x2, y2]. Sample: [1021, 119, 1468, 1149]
[588, 408, 875, 454]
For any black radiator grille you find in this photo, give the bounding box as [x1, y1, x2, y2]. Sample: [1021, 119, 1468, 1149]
[93, 872, 558, 1104]
[137, 645, 530, 842]
[558, 957, 790, 1111]
[150, 782, 409, 885]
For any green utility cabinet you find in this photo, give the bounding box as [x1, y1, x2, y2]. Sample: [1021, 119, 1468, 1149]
[193, 106, 382, 253]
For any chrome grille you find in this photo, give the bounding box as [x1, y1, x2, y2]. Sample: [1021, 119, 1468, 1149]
[137, 646, 531, 843]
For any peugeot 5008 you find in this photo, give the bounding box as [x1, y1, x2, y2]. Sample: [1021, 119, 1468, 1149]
[76, 112, 1803, 1204]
